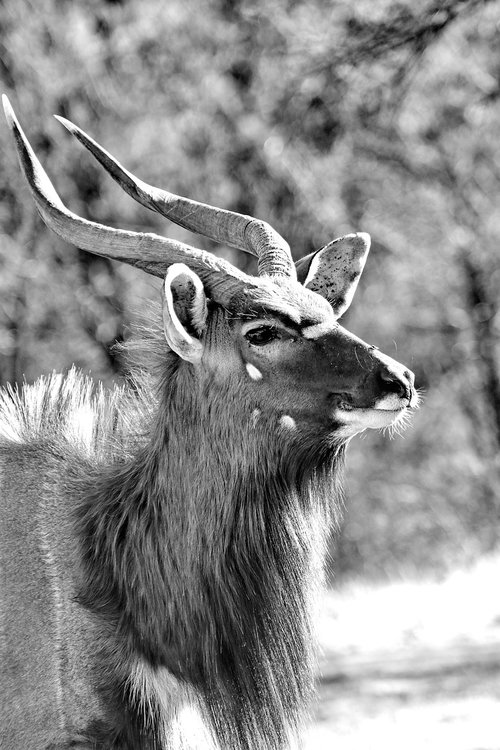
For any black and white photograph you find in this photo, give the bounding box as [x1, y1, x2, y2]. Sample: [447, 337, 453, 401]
[0, 1, 499, 748]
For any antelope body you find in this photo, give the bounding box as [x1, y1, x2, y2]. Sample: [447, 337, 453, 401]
[0, 97, 417, 750]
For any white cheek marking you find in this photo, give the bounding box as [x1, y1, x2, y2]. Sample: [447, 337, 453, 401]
[251, 408, 261, 427]
[246, 363, 263, 381]
[279, 415, 296, 430]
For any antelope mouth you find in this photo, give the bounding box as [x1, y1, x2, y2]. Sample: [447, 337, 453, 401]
[338, 403, 406, 416]
[333, 388, 418, 422]
[333, 399, 411, 431]
[338, 402, 405, 414]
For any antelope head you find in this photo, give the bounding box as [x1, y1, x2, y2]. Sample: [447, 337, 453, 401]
[3, 96, 417, 439]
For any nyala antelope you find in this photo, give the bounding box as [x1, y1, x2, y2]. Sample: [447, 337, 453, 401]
[0, 96, 417, 750]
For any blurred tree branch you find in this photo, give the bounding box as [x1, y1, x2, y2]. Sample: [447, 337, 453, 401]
[308, 0, 495, 71]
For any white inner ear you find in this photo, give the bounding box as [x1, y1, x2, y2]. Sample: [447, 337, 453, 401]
[162, 263, 207, 363]
[303, 251, 322, 288]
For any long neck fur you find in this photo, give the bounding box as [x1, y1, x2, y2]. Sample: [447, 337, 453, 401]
[77, 349, 346, 750]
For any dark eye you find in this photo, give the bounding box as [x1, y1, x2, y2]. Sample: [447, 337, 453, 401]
[245, 326, 280, 346]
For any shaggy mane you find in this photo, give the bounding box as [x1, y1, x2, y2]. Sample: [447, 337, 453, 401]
[0, 318, 170, 460]
[0, 369, 142, 459]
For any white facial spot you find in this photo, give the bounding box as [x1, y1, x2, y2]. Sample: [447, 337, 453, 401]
[246, 363, 263, 381]
[251, 408, 261, 427]
[279, 414, 296, 431]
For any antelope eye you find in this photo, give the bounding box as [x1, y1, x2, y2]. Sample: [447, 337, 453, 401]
[245, 326, 280, 346]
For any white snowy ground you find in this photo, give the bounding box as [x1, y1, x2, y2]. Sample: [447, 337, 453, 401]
[305, 554, 500, 749]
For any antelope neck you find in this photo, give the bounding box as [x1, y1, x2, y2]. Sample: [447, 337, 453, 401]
[77, 369, 343, 749]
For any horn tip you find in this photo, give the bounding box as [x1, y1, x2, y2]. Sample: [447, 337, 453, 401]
[2, 94, 16, 128]
[54, 114, 77, 134]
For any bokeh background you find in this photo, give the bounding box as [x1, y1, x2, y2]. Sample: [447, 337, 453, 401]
[1, 0, 500, 746]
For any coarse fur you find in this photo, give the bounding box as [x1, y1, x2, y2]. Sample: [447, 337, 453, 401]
[0, 316, 345, 749]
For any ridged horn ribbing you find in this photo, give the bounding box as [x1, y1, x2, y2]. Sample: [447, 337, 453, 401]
[54, 115, 296, 280]
[2, 96, 260, 306]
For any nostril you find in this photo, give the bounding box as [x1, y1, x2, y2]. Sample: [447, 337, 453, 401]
[379, 368, 409, 398]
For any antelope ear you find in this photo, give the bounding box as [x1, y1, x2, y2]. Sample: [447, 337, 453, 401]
[295, 233, 370, 318]
[162, 263, 208, 363]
